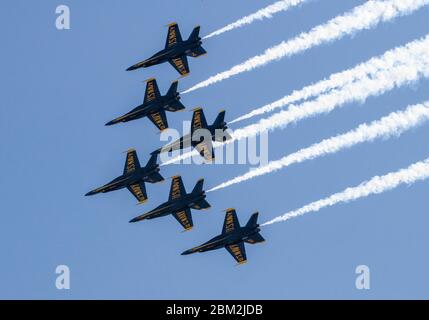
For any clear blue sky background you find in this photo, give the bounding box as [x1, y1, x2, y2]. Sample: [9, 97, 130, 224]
[1, 0, 429, 299]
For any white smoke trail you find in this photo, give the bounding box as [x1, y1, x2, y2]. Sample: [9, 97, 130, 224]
[231, 36, 429, 124]
[231, 46, 429, 141]
[209, 101, 429, 192]
[162, 35, 429, 166]
[183, 0, 429, 94]
[262, 156, 429, 225]
[203, 0, 308, 39]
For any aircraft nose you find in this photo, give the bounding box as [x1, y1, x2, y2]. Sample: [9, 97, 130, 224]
[126, 64, 141, 71]
[105, 120, 115, 126]
[85, 190, 96, 196]
[181, 249, 193, 255]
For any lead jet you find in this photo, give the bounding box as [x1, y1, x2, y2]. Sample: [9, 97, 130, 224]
[129, 176, 210, 231]
[181, 209, 265, 265]
[154, 108, 231, 161]
[105, 78, 185, 131]
[85, 149, 164, 204]
[126, 23, 206, 76]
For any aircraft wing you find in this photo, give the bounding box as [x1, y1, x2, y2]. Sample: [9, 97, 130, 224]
[191, 108, 208, 132]
[144, 78, 161, 104]
[127, 182, 148, 204]
[169, 55, 190, 76]
[165, 23, 182, 48]
[124, 149, 140, 174]
[225, 242, 247, 264]
[147, 110, 168, 131]
[169, 176, 187, 201]
[172, 208, 193, 231]
[195, 141, 214, 162]
[222, 209, 240, 234]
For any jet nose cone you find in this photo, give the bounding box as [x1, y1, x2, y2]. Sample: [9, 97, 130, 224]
[126, 64, 142, 71]
[105, 120, 115, 126]
[85, 190, 95, 196]
[129, 214, 147, 223]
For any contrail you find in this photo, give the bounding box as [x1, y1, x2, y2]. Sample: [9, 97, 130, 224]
[183, 0, 429, 94]
[262, 156, 429, 226]
[208, 101, 429, 192]
[203, 0, 309, 39]
[231, 36, 429, 124]
[162, 35, 429, 166]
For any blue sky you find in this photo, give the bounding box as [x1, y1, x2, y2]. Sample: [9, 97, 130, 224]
[1, 0, 429, 299]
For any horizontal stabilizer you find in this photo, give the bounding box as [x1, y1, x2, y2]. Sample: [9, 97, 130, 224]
[245, 233, 265, 244]
[146, 172, 164, 184]
[166, 100, 186, 112]
[191, 199, 211, 210]
[187, 46, 207, 58]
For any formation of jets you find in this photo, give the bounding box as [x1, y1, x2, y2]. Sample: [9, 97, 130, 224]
[86, 23, 264, 264]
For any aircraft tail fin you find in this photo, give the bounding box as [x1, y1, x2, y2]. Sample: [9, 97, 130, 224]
[145, 152, 159, 168]
[192, 178, 204, 194]
[213, 110, 226, 127]
[245, 212, 259, 228]
[188, 26, 200, 41]
[167, 80, 179, 97]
